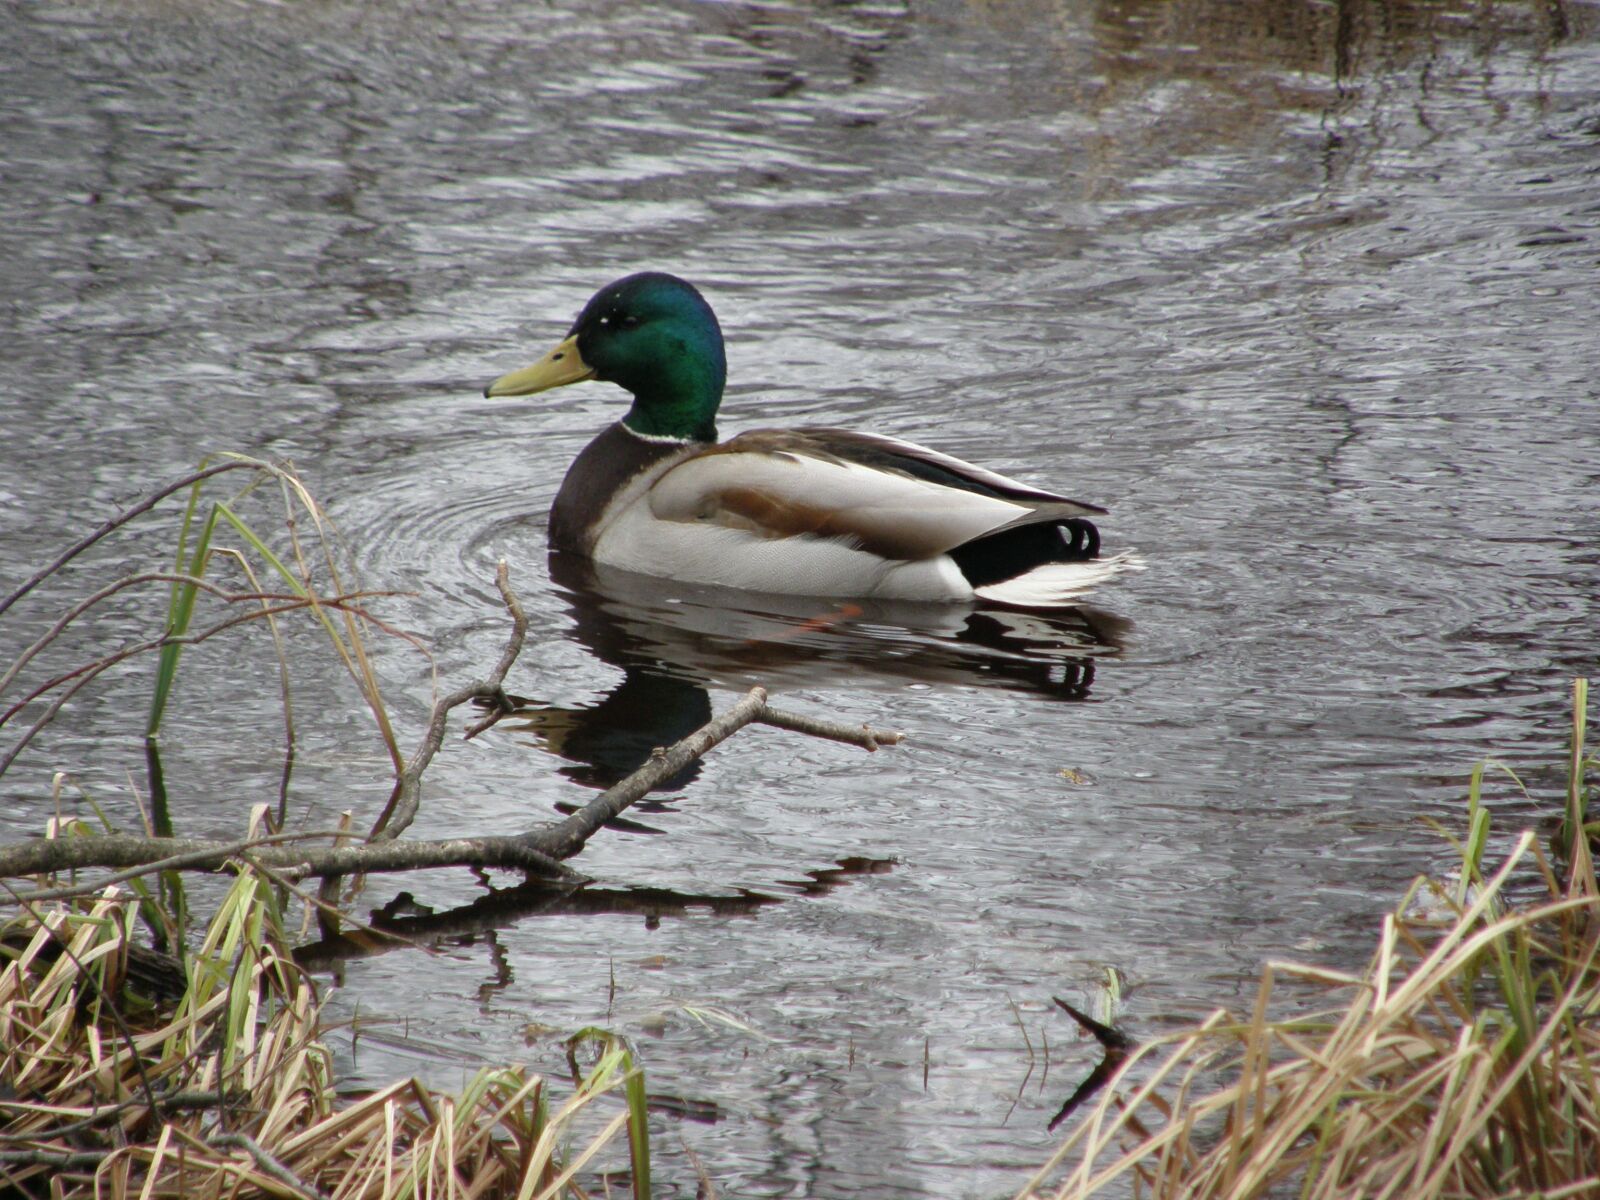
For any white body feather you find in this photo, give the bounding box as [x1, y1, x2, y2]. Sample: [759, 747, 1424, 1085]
[581, 439, 1141, 605]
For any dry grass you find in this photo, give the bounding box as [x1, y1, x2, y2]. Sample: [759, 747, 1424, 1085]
[0, 867, 646, 1199]
[1024, 679, 1600, 1200]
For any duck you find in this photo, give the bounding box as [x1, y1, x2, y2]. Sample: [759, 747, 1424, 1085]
[483, 272, 1139, 607]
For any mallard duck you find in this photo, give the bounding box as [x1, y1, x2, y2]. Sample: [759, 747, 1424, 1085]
[484, 272, 1139, 607]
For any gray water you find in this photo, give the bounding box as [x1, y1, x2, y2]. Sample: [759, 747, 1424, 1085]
[3, 0, 1599, 1195]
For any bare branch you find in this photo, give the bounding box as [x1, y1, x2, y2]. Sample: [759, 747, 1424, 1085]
[0, 830, 582, 898]
[1, 554, 903, 891]
[0, 1150, 116, 1169]
[758, 705, 905, 751]
[0, 593, 391, 777]
[538, 687, 774, 859]
[0, 830, 364, 902]
[206, 1132, 331, 1200]
[0, 683, 904, 891]
[369, 560, 526, 842]
[479, 560, 529, 710]
[0, 461, 256, 620]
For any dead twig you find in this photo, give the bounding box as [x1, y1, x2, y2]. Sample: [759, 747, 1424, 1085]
[0, 1150, 117, 1169]
[466, 559, 529, 736]
[0, 593, 394, 778]
[0, 461, 255, 621]
[757, 703, 902, 751]
[0, 1091, 245, 1144]
[207, 1132, 331, 1200]
[0, 829, 363, 903]
[0, 829, 582, 895]
[537, 687, 776, 859]
[368, 559, 526, 842]
[535, 688, 903, 860]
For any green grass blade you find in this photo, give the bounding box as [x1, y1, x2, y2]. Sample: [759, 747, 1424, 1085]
[214, 501, 308, 599]
[624, 1054, 652, 1200]
[214, 498, 403, 772]
[147, 500, 221, 739]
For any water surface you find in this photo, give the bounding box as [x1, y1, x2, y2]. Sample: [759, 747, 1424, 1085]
[3, 0, 1598, 1194]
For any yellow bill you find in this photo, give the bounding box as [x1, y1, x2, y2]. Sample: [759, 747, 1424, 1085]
[483, 335, 595, 397]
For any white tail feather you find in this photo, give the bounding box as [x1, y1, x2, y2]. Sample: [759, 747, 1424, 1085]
[972, 550, 1145, 608]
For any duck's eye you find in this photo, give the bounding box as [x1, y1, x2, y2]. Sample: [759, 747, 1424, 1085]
[620, 315, 639, 328]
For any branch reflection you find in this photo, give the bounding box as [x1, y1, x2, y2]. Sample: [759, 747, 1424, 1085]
[295, 857, 895, 971]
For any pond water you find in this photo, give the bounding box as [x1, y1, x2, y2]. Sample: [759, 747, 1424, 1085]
[3, 0, 1599, 1194]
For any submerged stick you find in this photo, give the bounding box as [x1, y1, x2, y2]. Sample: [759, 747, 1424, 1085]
[1047, 996, 1133, 1131]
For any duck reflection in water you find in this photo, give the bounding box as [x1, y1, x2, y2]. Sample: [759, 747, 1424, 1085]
[497, 551, 1132, 796]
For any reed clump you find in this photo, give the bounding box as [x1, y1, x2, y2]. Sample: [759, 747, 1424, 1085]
[1025, 678, 1600, 1200]
[0, 866, 648, 1199]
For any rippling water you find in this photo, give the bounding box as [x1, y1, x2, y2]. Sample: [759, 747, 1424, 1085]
[3, 0, 1599, 1194]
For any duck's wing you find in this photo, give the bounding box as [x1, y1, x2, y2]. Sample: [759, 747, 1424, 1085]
[783, 428, 1107, 514]
[645, 428, 1099, 561]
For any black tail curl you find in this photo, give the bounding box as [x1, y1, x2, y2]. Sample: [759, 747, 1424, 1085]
[1061, 517, 1100, 560]
[949, 518, 1102, 588]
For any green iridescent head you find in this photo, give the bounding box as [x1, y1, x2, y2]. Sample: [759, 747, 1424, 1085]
[485, 272, 727, 443]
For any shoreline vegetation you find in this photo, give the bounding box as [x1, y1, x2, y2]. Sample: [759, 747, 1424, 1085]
[2, 463, 1595, 1196]
[1028, 678, 1598, 1199]
[1, 865, 653, 1199]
